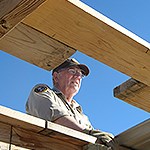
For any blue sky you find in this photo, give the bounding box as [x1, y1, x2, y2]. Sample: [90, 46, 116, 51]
[0, 0, 149, 136]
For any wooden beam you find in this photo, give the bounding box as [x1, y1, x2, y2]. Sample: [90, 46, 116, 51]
[41, 121, 96, 146]
[0, 141, 29, 150]
[115, 119, 150, 150]
[0, 105, 96, 150]
[0, 105, 45, 132]
[0, 23, 76, 70]
[114, 78, 150, 112]
[0, 122, 83, 150]
[22, 0, 150, 86]
[0, 0, 45, 38]
[0, 105, 149, 150]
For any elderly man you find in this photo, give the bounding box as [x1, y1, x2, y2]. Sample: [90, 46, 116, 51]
[26, 58, 118, 150]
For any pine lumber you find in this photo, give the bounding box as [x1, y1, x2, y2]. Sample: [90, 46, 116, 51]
[0, 23, 76, 70]
[116, 119, 150, 150]
[0, 105, 96, 150]
[0, 0, 149, 113]
[0, 0, 45, 38]
[0, 0, 149, 86]
[114, 78, 150, 112]
[22, 0, 150, 86]
[0, 141, 29, 150]
[0, 105, 149, 150]
[0, 105, 45, 132]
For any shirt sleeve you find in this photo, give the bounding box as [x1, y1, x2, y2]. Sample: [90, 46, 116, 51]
[26, 84, 69, 121]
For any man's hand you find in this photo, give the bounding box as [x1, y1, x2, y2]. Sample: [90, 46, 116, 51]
[83, 143, 112, 150]
[83, 129, 119, 150]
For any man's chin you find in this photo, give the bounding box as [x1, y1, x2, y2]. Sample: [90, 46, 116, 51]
[70, 85, 79, 93]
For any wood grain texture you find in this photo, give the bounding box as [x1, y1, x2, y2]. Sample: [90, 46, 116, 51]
[114, 78, 150, 112]
[0, 23, 76, 70]
[0, 0, 21, 18]
[23, 0, 150, 86]
[0, 106, 148, 150]
[0, 122, 82, 150]
[42, 121, 96, 145]
[0, 105, 45, 132]
[0, 0, 45, 38]
[115, 119, 150, 150]
[0, 141, 29, 150]
[0, 105, 96, 150]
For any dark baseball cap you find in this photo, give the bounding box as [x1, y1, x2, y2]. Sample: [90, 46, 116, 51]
[52, 58, 89, 76]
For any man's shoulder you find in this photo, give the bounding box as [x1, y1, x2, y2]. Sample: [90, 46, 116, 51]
[32, 84, 52, 93]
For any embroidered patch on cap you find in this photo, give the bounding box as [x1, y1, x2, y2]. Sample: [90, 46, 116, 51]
[34, 86, 48, 93]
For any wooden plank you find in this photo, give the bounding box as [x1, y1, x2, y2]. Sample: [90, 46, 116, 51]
[114, 78, 150, 112]
[0, 105, 45, 132]
[0, 105, 97, 150]
[0, 122, 31, 149]
[118, 146, 131, 150]
[22, 0, 150, 86]
[1, 105, 149, 150]
[115, 119, 150, 150]
[0, 141, 28, 150]
[41, 121, 96, 145]
[0, 122, 12, 146]
[13, 127, 84, 150]
[0, 22, 76, 70]
[0, 122, 82, 150]
[0, 0, 21, 18]
[0, 0, 45, 38]
[0, 141, 29, 150]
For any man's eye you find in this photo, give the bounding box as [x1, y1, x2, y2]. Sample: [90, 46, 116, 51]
[69, 69, 76, 74]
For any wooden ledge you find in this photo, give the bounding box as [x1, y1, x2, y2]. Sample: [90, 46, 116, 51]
[0, 105, 149, 149]
[0, 105, 96, 150]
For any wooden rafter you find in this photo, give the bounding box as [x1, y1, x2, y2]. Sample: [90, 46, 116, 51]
[114, 78, 150, 112]
[0, 0, 46, 38]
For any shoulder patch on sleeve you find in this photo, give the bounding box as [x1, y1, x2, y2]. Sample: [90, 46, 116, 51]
[34, 86, 48, 93]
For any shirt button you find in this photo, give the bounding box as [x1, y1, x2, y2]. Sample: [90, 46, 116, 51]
[79, 120, 81, 124]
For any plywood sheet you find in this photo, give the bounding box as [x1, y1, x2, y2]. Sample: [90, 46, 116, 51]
[22, 0, 150, 86]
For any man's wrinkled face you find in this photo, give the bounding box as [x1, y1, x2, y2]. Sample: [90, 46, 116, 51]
[53, 66, 84, 95]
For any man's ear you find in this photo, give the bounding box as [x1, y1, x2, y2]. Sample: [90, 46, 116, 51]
[53, 72, 59, 82]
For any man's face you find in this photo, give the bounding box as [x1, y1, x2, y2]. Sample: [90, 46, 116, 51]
[53, 66, 84, 95]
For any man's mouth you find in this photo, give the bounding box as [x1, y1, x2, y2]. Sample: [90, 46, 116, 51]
[71, 81, 79, 86]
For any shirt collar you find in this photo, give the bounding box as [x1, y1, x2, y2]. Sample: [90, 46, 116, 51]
[52, 86, 81, 108]
[52, 86, 61, 94]
[52, 86, 66, 100]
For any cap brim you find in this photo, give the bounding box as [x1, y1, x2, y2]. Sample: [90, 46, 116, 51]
[52, 58, 90, 76]
[77, 64, 89, 76]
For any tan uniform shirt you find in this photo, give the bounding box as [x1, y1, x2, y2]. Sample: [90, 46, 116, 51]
[26, 84, 93, 130]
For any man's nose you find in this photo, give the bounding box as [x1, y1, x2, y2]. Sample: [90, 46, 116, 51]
[74, 73, 82, 79]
